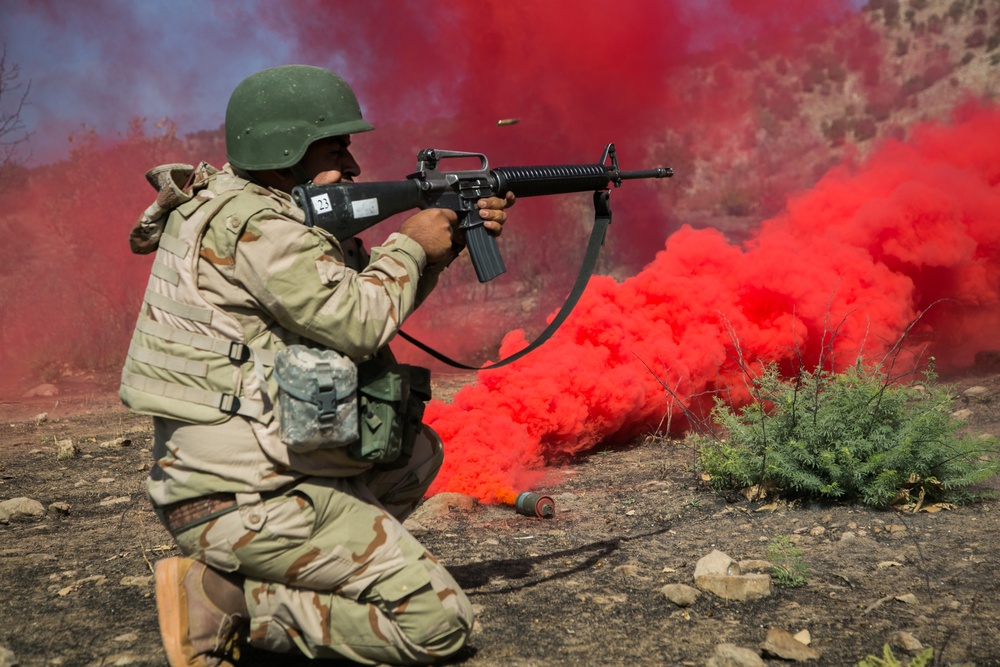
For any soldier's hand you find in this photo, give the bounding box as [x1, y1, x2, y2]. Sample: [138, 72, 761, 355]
[476, 191, 515, 236]
[399, 208, 460, 265]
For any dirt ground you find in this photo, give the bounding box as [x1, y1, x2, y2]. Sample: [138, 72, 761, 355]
[1, 367, 999, 667]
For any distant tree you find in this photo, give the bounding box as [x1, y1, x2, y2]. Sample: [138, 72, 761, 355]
[965, 28, 987, 48]
[0, 45, 30, 174]
[827, 62, 848, 84]
[824, 117, 849, 146]
[853, 116, 878, 141]
[947, 1, 965, 24]
[882, 0, 901, 26]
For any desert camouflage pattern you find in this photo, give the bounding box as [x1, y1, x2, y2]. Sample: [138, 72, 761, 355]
[274, 344, 359, 451]
[122, 162, 442, 506]
[168, 427, 474, 664]
[124, 162, 471, 661]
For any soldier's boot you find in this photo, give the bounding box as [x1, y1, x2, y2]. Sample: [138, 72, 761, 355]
[155, 557, 248, 667]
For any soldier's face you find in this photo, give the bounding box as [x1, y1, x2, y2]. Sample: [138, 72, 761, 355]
[301, 136, 361, 185]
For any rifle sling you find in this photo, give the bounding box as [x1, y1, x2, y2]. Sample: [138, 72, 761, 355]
[398, 190, 612, 371]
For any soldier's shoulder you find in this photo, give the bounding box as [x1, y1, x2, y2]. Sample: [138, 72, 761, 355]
[212, 174, 303, 223]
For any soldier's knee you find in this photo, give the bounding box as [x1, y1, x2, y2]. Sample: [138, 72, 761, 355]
[403, 591, 474, 660]
[385, 572, 473, 661]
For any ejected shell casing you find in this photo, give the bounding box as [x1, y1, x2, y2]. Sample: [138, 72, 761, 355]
[496, 118, 520, 126]
[515, 492, 555, 518]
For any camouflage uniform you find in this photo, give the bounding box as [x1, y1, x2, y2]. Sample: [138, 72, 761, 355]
[121, 162, 472, 664]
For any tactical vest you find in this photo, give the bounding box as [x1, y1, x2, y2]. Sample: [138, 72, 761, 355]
[120, 177, 277, 424]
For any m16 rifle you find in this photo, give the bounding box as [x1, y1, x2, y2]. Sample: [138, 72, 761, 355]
[292, 143, 672, 283]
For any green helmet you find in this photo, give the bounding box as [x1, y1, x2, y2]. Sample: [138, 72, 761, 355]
[225, 65, 374, 171]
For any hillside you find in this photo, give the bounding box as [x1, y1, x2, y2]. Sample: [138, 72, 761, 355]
[673, 0, 998, 228]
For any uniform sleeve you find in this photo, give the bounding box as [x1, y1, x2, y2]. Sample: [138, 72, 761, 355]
[231, 210, 429, 358]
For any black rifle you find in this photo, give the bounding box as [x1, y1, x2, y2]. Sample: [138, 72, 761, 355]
[292, 143, 672, 283]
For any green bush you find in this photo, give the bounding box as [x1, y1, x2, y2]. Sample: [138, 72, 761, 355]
[767, 535, 809, 588]
[694, 360, 999, 507]
[857, 643, 933, 667]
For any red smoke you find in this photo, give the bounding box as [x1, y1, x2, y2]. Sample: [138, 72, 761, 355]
[3, 1, 997, 509]
[262, 0, 874, 364]
[426, 102, 1000, 504]
[0, 1, 864, 392]
[0, 125, 223, 394]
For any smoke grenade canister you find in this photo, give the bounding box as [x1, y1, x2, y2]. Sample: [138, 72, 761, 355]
[515, 492, 555, 518]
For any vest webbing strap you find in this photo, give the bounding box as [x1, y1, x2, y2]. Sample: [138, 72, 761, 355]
[157, 233, 190, 259]
[121, 370, 266, 421]
[150, 260, 180, 286]
[398, 190, 613, 370]
[128, 341, 209, 378]
[135, 316, 275, 367]
[144, 288, 215, 325]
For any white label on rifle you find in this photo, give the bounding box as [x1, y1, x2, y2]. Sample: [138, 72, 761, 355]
[352, 198, 380, 219]
[310, 193, 332, 215]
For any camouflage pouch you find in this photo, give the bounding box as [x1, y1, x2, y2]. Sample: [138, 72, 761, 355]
[274, 345, 358, 452]
[350, 359, 431, 469]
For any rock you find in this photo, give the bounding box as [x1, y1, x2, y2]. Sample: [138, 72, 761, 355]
[793, 629, 812, 645]
[951, 408, 973, 421]
[56, 439, 79, 460]
[99, 496, 131, 507]
[613, 564, 640, 576]
[895, 593, 919, 605]
[84, 651, 144, 665]
[401, 518, 428, 537]
[660, 583, 700, 607]
[761, 627, 821, 661]
[695, 549, 741, 577]
[99, 437, 132, 449]
[809, 526, 826, 536]
[877, 561, 903, 569]
[33, 413, 48, 425]
[407, 492, 478, 522]
[0, 644, 17, 667]
[23, 383, 58, 398]
[696, 573, 772, 601]
[891, 631, 924, 653]
[962, 386, 991, 403]
[738, 559, 772, 573]
[119, 576, 153, 587]
[706, 643, 766, 667]
[48, 502, 71, 515]
[695, 549, 771, 601]
[839, 531, 857, 543]
[0, 497, 46, 522]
